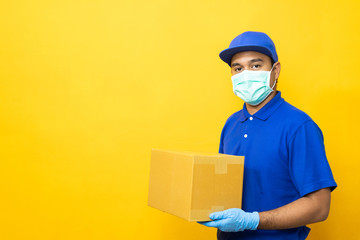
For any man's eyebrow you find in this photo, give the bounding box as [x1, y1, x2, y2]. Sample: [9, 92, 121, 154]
[231, 62, 241, 67]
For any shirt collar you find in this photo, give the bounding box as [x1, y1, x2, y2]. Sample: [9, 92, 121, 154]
[239, 91, 284, 122]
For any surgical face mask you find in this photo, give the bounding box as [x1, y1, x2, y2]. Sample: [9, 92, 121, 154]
[231, 65, 276, 106]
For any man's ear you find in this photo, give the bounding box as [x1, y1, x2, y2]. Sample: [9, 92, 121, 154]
[274, 62, 281, 80]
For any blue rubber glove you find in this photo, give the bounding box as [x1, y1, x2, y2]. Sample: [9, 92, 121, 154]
[198, 208, 260, 232]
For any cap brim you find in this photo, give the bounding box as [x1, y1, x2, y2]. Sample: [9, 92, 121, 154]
[219, 45, 275, 66]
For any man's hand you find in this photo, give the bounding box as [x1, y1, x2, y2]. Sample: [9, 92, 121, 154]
[198, 208, 259, 232]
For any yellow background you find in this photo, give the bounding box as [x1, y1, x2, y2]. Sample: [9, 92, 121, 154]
[0, 0, 359, 239]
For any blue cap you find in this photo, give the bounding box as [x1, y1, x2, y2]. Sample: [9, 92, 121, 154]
[219, 31, 278, 66]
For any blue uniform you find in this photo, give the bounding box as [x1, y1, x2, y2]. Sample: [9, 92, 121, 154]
[218, 91, 337, 240]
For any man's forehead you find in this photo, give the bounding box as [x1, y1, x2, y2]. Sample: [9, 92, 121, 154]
[231, 51, 271, 65]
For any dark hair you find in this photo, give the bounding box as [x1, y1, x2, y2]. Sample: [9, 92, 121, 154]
[270, 58, 275, 66]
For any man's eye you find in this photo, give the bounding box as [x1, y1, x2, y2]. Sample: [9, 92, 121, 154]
[252, 64, 261, 69]
[235, 67, 242, 72]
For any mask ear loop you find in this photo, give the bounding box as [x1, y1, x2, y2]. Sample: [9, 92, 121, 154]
[269, 63, 277, 90]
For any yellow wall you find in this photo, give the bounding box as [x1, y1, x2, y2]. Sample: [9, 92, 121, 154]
[0, 0, 359, 239]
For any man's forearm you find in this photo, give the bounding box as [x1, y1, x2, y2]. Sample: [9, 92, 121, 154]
[258, 188, 331, 230]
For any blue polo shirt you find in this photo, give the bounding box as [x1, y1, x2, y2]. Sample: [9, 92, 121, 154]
[218, 91, 337, 240]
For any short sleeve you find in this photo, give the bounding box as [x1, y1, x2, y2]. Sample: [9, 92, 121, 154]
[219, 124, 225, 154]
[288, 120, 337, 197]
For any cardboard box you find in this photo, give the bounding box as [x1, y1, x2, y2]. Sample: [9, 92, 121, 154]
[148, 149, 244, 221]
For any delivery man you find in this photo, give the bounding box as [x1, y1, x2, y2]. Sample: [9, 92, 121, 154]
[198, 31, 337, 240]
